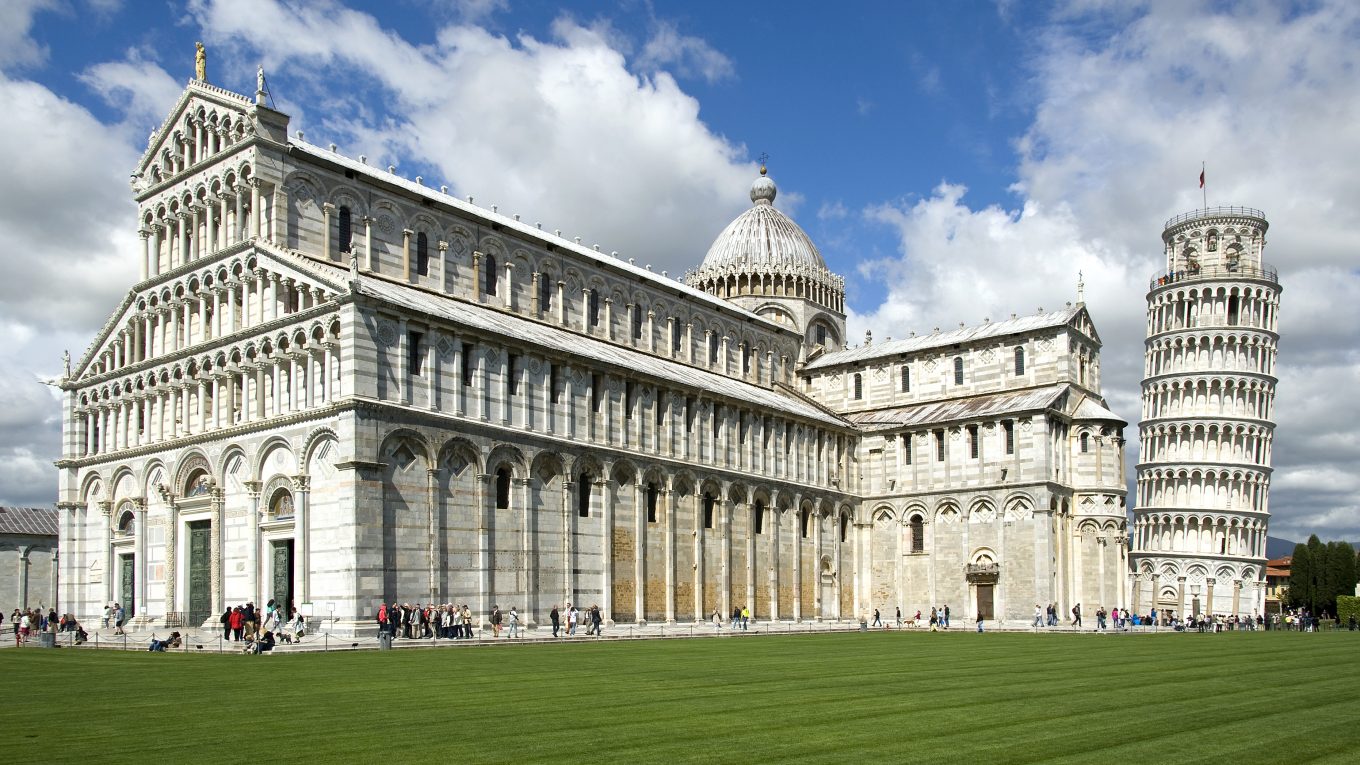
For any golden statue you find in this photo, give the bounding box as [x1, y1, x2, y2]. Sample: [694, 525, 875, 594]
[195, 42, 207, 82]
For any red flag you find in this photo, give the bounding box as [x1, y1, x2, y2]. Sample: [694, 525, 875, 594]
[1199, 169, 1205, 188]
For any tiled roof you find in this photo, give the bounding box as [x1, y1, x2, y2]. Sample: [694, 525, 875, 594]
[0, 506, 58, 537]
[805, 307, 1083, 370]
[283, 251, 851, 429]
[842, 384, 1068, 430]
[1073, 396, 1126, 424]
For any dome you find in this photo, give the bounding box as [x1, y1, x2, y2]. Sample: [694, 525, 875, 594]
[698, 169, 827, 273]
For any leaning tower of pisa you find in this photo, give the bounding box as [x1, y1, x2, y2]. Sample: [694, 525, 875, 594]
[1129, 207, 1281, 620]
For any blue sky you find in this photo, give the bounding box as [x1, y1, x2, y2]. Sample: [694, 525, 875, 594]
[2, 0, 1358, 542]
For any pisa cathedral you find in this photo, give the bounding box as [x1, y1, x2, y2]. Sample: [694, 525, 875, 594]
[55, 68, 1133, 635]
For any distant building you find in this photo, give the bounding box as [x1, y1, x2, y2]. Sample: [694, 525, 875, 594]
[1265, 556, 1290, 611]
[0, 506, 59, 611]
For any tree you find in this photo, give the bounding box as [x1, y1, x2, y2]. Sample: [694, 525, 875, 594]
[1289, 542, 1313, 611]
[1326, 541, 1358, 615]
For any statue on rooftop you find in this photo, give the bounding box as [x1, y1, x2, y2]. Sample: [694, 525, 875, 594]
[195, 42, 207, 82]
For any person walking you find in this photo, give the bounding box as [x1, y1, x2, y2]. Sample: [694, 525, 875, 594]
[491, 605, 503, 638]
[741, 605, 750, 630]
[568, 605, 578, 636]
[550, 605, 561, 637]
[1071, 603, 1082, 628]
[872, 608, 882, 627]
[896, 606, 902, 628]
[112, 604, 126, 635]
[102, 604, 111, 630]
[508, 607, 520, 638]
[976, 612, 984, 633]
[942, 604, 950, 629]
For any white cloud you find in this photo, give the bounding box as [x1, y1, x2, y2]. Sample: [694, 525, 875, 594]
[188, 0, 754, 275]
[857, 0, 1360, 539]
[636, 19, 736, 84]
[0, 0, 56, 70]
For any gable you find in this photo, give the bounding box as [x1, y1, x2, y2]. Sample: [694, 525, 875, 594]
[132, 82, 256, 192]
[1067, 305, 1102, 346]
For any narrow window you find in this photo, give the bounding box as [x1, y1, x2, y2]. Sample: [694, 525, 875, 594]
[853, 373, 863, 401]
[591, 373, 603, 413]
[801, 509, 811, 539]
[495, 467, 512, 510]
[903, 434, 912, 465]
[711, 406, 720, 439]
[416, 232, 429, 276]
[549, 364, 560, 403]
[507, 353, 519, 396]
[753, 501, 765, 534]
[840, 514, 849, 543]
[685, 397, 696, 433]
[461, 342, 474, 386]
[577, 475, 592, 517]
[484, 254, 498, 296]
[587, 289, 600, 327]
[632, 307, 643, 340]
[1227, 295, 1240, 326]
[901, 365, 910, 392]
[742, 345, 751, 376]
[407, 331, 423, 376]
[816, 325, 827, 346]
[646, 484, 659, 523]
[654, 391, 664, 429]
[1080, 432, 1090, 453]
[1014, 346, 1025, 376]
[671, 322, 683, 354]
[703, 494, 715, 529]
[624, 381, 634, 419]
[338, 206, 352, 252]
[1004, 420, 1015, 455]
[708, 333, 719, 365]
[967, 424, 979, 459]
[954, 356, 964, 385]
[910, 516, 924, 553]
[935, 429, 945, 461]
[539, 274, 553, 313]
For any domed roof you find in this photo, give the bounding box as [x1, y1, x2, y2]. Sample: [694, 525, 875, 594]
[698, 168, 827, 274]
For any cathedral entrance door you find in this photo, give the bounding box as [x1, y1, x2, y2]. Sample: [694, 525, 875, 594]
[271, 539, 295, 613]
[976, 584, 994, 621]
[819, 574, 835, 620]
[119, 554, 136, 618]
[187, 520, 212, 625]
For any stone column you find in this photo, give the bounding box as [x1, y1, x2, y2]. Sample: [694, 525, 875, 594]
[472, 252, 483, 302]
[476, 473, 490, 625]
[294, 474, 310, 606]
[1176, 576, 1187, 621]
[812, 508, 823, 621]
[243, 482, 260, 610]
[437, 241, 448, 292]
[1205, 577, 1216, 617]
[745, 501, 756, 621]
[402, 229, 413, 283]
[322, 203, 334, 261]
[1232, 579, 1242, 617]
[519, 477, 536, 626]
[720, 497, 732, 621]
[793, 504, 803, 622]
[664, 487, 676, 624]
[602, 477, 614, 625]
[769, 503, 781, 621]
[362, 216, 374, 272]
[426, 468, 438, 603]
[138, 229, 150, 281]
[693, 488, 704, 622]
[250, 178, 263, 239]
[633, 480, 645, 623]
[562, 479, 575, 607]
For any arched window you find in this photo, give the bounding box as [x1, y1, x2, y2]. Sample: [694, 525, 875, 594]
[1014, 346, 1025, 376]
[484, 254, 498, 296]
[953, 356, 964, 385]
[415, 232, 429, 276]
[645, 483, 659, 523]
[632, 306, 644, 340]
[338, 206, 352, 253]
[909, 515, 924, 553]
[671, 321, 682, 353]
[753, 500, 765, 534]
[703, 493, 715, 529]
[588, 289, 600, 327]
[900, 366, 910, 392]
[495, 467, 512, 509]
[839, 513, 849, 543]
[853, 373, 863, 400]
[708, 332, 720, 364]
[816, 325, 827, 346]
[800, 509, 812, 539]
[1080, 432, 1090, 453]
[117, 510, 135, 536]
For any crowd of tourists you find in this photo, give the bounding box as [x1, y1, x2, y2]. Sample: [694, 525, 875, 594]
[10, 606, 88, 645]
[219, 599, 306, 653]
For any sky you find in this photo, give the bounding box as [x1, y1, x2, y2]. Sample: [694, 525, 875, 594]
[1, 0, 1357, 543]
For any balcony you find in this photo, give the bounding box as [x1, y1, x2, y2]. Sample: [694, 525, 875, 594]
[965, 562, 1000, 582]
[1163, 207, 1267, 230]
[1148, 261, 1278, 291]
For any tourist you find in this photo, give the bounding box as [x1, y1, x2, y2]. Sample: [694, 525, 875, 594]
[872, 608, 882, 627]
[976, 612, 984, 633]
[492, 604, 503, 637]
[113, 603, 126, 635]
[741, 605, 750, 630]
[102, 604, 111, 629]
[592, 605, 603, 637]
[18, 610, 30, 644]
[230, 606, 245, 641]
[568, 605, 578, 636]
[913, 610, 922, 628]
[550, 605, 561, 637]
[1033, 604, 1043, 628]
[896, 606, 902, 628]
[711, 607, 722, 630]
[1070, 603, 1081, 628]
[508, 606, 520, 638]
[220, 608, 232, 640]
[10, 609, 20, 643]
[929, 607, 938, 631]
[943, 604, 950, 629]
[462, 604, 473, 639]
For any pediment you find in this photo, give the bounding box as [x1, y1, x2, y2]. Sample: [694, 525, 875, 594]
[132, 82, 256, 191]
[1068, 305, 1102, 345]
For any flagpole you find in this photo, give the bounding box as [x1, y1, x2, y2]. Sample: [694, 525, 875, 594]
[1201, 161, 1207, 210]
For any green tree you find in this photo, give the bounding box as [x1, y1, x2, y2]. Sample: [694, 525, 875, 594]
[1289, 542, 1313, 611]
[1326, 541, 1358, 614]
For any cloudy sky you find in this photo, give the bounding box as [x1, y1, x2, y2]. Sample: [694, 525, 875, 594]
[3, 0, 1357, 542]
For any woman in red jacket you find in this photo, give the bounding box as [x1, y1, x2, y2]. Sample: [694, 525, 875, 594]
[229, 606, 245, 641]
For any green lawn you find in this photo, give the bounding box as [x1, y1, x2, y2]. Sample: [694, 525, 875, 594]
[4, 631, 1357, 763]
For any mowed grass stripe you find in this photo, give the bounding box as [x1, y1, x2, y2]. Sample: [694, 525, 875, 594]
[3, 632, 1357, 764]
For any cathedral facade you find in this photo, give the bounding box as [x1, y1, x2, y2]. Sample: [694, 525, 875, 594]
[55, 72, 1127, 634]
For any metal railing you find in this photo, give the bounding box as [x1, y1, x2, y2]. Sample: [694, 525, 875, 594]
[1148, 261, 1278, 290]
[1164, 207, 1267, 230]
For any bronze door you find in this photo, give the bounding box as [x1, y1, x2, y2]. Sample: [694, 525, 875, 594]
[188, 520, 212, 625]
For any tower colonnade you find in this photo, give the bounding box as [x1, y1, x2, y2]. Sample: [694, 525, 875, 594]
[1130, 208, 1281, 619]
